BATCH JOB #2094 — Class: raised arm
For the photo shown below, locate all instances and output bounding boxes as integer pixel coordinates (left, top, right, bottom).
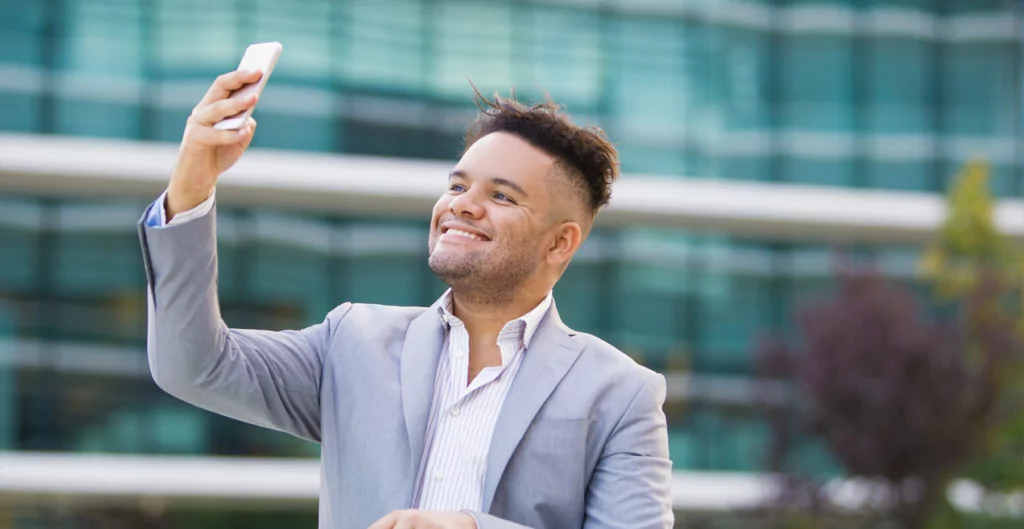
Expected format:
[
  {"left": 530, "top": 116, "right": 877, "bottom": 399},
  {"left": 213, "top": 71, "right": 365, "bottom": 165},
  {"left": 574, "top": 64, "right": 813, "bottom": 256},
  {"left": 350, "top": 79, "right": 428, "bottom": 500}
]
[{"left": 137, "top": 69, "right": 338, "bottom": 442}]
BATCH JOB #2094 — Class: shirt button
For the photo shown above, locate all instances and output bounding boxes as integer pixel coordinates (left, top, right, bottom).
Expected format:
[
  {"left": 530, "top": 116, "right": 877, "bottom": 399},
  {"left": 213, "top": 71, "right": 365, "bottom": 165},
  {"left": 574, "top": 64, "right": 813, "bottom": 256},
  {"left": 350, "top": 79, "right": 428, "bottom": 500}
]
[
  {"left": 434, "top": 470, "right": 445, "bottom": 481},
  {"left": 451, "top": 406, "right": 461, "bottom": 417}
]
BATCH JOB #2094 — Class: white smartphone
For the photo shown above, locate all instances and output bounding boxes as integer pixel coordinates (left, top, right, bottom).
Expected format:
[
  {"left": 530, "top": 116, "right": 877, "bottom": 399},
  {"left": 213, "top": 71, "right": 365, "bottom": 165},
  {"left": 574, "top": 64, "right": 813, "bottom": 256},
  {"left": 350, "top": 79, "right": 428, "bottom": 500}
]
[{"left": 214, "top": 41, "right": 283, "bottom": 130}]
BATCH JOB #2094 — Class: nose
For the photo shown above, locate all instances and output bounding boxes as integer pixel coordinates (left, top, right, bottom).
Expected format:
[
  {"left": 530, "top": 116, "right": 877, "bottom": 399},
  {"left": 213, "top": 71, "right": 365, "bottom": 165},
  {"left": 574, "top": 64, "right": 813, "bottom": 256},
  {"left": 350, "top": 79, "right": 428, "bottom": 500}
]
[{"left": 448, "top": 188, "right": 485, "bottom": 219}]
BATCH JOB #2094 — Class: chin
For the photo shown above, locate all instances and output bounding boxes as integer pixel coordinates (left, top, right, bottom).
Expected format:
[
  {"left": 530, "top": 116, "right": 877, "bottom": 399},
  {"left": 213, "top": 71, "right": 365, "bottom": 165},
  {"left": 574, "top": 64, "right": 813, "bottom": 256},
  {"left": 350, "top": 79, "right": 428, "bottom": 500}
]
[{"left": 428, "top": 252, "right": 479, "bottom": 282}]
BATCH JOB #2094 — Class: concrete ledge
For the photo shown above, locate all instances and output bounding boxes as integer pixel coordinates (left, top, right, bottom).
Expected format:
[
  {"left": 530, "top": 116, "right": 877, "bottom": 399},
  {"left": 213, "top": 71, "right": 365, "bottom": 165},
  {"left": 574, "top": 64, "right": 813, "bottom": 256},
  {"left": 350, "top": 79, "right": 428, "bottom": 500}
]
[
  {"left": 1, "top": 452, "right": 1021, "bottom": 516},
  {"left": 1, "top": 133, "right": 1021, "bottom": 243}
]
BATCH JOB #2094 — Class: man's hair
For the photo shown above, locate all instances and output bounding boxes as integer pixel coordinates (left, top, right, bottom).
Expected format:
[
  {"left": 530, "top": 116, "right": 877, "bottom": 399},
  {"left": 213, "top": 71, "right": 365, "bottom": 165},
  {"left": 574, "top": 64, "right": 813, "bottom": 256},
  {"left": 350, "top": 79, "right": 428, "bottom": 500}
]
[{"left": 464, "top": 87, "right": 619, "bottom": 219}]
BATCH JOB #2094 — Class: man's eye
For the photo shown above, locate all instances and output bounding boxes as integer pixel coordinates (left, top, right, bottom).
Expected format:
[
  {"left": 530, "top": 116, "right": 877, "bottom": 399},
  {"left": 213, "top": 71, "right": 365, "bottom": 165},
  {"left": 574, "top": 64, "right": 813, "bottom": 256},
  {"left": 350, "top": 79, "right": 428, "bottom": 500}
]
[
  {"left": 449, "top": 184, "right": 465, "bottom": 192},
  {"left": 494, "top": 192, "right": 513, "bottom": 203}
]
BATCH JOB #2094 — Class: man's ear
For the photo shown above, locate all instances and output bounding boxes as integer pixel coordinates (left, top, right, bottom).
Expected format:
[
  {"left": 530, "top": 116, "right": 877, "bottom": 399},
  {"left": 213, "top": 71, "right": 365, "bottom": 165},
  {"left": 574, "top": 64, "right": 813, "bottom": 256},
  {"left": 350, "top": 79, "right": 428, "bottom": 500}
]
[{"left": 547, "top": 221, "right": 583, "bottom": 267}]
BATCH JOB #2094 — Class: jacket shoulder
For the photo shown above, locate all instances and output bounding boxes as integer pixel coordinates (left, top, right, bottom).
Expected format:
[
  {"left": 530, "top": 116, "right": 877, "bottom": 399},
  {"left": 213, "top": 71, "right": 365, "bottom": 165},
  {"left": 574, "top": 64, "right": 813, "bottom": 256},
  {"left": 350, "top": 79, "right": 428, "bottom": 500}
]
[
  {"left": 329, "top": 302, "right": 429, "bottom": 333},
  {"left": 568, "top": 330, "right": 662, "bottom": 385}
]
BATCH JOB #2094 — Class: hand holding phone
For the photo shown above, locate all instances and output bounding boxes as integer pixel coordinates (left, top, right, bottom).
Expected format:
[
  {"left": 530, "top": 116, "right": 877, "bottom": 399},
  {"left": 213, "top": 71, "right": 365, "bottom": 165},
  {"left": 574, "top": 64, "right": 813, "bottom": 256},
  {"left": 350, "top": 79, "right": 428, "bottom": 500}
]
[
  {"left": 214, "top": 42, "right": 282, "bottom": 130},
  {"left": 166, "top": 42, "right": 282, "bottom": 220}
]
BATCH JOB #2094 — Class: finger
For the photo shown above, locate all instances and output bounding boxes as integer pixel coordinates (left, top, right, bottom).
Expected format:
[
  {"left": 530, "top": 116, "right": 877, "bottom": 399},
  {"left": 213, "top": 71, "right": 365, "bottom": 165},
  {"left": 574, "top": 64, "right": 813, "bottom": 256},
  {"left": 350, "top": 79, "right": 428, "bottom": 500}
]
[
  {"left": 366, "top": 512, "right": 397, "bottom": 529},
  {"left": 192, "top": 94, "right": 258, "bottom": 126},
  {"left": 394, "top": 511, "right": 426, "bottom": 529},
  {"left": 198, "top": 69, "right": 263, "bottom": 107},
  {"left": 238, "top": 117, "right": 257, "bottom": 149},
  {"left": 188, "top": 124, "right": 252, "bottom": 147}
]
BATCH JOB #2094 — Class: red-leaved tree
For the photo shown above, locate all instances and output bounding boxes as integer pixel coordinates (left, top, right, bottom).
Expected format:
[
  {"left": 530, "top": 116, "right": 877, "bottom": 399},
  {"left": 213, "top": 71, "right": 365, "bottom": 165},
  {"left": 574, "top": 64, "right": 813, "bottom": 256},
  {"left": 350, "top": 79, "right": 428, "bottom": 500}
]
[{"left": 755, "top": 267, "right": 1020, "bottom": 529}]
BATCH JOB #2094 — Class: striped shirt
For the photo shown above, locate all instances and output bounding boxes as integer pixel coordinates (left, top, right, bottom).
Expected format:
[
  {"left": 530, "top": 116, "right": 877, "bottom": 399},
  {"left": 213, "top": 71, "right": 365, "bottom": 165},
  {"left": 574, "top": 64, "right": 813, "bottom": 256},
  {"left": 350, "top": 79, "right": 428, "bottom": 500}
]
[{"left": 413, "top": 289, "right": 554, "bottom": 512}]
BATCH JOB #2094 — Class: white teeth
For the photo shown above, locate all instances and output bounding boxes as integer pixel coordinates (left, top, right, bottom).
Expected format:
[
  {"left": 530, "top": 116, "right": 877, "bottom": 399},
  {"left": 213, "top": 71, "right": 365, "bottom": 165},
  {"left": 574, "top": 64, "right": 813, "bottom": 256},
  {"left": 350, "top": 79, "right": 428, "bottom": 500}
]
[{"left": 447, "top": 229, "right": 482, "bottom": 241}]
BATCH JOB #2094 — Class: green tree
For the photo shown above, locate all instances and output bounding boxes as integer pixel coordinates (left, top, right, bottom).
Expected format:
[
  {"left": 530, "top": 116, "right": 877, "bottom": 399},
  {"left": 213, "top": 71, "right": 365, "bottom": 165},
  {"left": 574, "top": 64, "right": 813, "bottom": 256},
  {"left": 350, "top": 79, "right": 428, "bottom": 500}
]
[
  {"left": 920, "top": 160, "right": 1023, "bottom": 298},
  {"left": 919, "top": 160, "right": 1024, "bottom": 509}
]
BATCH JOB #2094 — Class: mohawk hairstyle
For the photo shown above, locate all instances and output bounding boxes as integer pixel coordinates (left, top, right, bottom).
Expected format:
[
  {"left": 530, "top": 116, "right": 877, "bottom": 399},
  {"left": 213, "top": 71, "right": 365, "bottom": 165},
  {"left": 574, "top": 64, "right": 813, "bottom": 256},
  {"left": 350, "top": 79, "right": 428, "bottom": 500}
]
[{"left": 464, "top": 85, "right": 620, "bottom": 218}]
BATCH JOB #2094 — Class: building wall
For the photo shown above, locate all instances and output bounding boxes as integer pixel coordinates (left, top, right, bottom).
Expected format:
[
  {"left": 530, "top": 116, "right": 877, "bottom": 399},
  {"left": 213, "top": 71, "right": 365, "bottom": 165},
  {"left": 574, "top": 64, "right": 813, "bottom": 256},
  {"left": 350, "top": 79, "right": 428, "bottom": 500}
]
[
  {"left": 0, "top": 0, "right": 1020, "bottom": 194},
  {"left": 0, "top": 193, "right": 936, "bottom": 472}
]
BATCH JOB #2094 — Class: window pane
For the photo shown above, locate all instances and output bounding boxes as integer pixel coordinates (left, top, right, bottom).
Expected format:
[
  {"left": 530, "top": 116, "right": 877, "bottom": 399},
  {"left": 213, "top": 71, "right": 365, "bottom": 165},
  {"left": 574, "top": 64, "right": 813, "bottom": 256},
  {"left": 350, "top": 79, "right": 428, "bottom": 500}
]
[
  {"left": 51, "top": 202, "right": 147, "bottom": 344},
  {"left": 0, "top": 199, "right": 41, "bottom": 295},
  {"left": 945, "top": 0, "right": 1012, "bottom": 14},
  {"left": 522, "top": 4, "right": 602, "bottom": 107},
  {"left": 0, "top": 0, "right": 41, "bottom": 64},
  {"left": 868, "top": 38, "right": 933, "bottom": 135},
  {"left": 865, "top": 35, "right": 936, "bottom": 192},
  {"left": 342, "top": 223, "right": 427, "bottom": 307},
  {"left": 721, "top": 26, "right": 771, "bottom": 131},
  {"left": 248, "top": 0, "right": 336, "bottom": 151},
  {"left": 781, "top": 34, "right": 854, "bottom": 132},
  {"left": 944, "top": 42, "right": 1017, "bottom": 137},
  {"left": 246, "top": 212, "right": 334, "bottom": 324},
  {"left": 0, "top": 1, "right": 43, "bottom": 131},
  {"left": 152, "top": 0, "right": 240, "bottom": 142},
  {"left": 342, "top": 0, "right": 427, "bottom": 92},
  {"left": 253, "top": 0, "right": 332, "bottom": 84},
  {"left": 695, "top": 241, "right": 774, "bottom": 375},
  {"left": 430, "top": 0, "right": 514, "bottom": 99},
  {"left": 553, "top": 234, "right": 611, "bottom": 335},
  {"left": 55, "top": 0, "right": 143, "bottom": 139},
  {"left": 155, "top": 0, "right": 240, "bottom": 76},
  {"left": 609, "top": 17, "right": 690, "bottom": 163},
  {"left": 782, "top": 156, "right": 853, "bottom": 187},
  {"left": 867, "top": 159, "right": 931, "bottom": 192},
  {"left": 610, "top": 229, "right": 690, "bottom": 366},
  {"left": 780, "top": 244, "right": 839, "bottom": 334},
  {"left": 0, "top": 302, "right": 14, "bottom": 449},
  {"left": 58, "top": 2, "right": 143, "bottom": 77}
]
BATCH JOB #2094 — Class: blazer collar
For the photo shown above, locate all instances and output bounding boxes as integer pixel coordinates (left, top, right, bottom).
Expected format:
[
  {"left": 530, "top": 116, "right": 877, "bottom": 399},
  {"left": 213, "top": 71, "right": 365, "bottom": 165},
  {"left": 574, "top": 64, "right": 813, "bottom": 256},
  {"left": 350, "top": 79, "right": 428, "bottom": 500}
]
[
  {"left": 399, "top": 297, "right": 585, "bottom": 512},
  {"left": 435, "top": 288, "right": 555, "bottom": 349},
  {"left": 399, "top": 297, "right": 447, "bottom": 505},
  {"left": 481, "top": 301, "right": 584, "bottom": 512}
]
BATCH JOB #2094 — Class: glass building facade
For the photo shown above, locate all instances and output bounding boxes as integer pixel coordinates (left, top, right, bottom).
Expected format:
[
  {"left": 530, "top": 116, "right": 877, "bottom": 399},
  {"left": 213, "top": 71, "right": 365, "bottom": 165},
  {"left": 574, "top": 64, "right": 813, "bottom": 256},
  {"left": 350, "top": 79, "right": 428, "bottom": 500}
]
[
  {"left": 0, "top": 195, "right": 937, "bottom": 470},
  {"left": 0, "top": 0, "right": 1020, "bottom": 195},
  {"left": 0, "top": 0, "right": 1021, "bottom": 523}
]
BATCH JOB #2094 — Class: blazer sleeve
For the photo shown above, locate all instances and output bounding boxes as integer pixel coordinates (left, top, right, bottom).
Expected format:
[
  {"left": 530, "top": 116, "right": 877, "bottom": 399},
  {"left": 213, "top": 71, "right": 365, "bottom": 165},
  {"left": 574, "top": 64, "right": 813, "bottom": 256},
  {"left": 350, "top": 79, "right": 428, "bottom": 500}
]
[
  {"left": 583, "top": 373, "right": 675, "bottom": 529},
  {"left": 138, "top": 200, "right": 344, "bottom": 443}
]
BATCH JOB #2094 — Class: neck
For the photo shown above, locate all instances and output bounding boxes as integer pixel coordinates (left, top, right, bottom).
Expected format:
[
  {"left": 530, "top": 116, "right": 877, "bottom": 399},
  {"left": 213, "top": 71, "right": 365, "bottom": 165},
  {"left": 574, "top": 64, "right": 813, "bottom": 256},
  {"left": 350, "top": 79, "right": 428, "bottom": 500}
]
[{"left": 450, "top": 285, "right": 549, "bottom": 339}]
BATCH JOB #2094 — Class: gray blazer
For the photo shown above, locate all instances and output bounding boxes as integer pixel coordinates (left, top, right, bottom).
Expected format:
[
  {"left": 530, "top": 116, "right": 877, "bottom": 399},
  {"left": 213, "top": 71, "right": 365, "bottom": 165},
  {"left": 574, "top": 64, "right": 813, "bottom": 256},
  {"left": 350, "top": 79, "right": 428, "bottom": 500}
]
[{"left": 138, "top": 204, "right": 674, "bottom": 529}]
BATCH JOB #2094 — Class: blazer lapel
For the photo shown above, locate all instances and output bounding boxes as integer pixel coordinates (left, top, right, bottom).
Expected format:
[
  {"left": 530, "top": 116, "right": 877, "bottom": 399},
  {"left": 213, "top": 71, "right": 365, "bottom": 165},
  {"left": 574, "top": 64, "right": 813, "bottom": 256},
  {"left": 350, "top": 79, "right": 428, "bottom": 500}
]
[
  {"left": 400, "top": 300, "right": 446, "bottom": 501},
  {"left": 481, "top": 302, "right": 585, "bottom": 513}
]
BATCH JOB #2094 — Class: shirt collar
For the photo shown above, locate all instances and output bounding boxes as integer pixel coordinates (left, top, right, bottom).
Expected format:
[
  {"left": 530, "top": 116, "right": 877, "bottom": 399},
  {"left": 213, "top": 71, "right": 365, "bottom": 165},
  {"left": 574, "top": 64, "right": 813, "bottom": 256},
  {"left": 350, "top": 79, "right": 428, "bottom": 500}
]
[{"left": 436, "top": 288, "right": 554, "bottom": 349}]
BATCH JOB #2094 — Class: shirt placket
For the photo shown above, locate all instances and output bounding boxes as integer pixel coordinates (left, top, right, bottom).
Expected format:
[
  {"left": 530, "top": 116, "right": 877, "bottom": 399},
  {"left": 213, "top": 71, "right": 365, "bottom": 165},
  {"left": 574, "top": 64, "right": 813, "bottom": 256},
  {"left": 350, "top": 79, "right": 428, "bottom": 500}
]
[{"left": 447, "top": 322, "right": 468, "bottom": 406}]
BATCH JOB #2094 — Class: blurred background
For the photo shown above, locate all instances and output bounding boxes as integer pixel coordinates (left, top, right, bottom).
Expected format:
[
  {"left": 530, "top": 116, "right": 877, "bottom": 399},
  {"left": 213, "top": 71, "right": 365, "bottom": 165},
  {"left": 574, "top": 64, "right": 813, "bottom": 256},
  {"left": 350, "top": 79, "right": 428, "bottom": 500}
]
[{"left": 0, "top": 0, "right": 1022, "bottom": 528}]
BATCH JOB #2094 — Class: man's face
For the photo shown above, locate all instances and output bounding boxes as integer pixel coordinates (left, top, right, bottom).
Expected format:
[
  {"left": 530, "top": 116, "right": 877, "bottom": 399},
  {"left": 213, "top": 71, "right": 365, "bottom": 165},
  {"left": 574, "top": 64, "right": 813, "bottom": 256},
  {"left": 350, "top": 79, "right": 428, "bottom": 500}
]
[{"left": 428, "top": 132, "right": 557, "bottom": 299}]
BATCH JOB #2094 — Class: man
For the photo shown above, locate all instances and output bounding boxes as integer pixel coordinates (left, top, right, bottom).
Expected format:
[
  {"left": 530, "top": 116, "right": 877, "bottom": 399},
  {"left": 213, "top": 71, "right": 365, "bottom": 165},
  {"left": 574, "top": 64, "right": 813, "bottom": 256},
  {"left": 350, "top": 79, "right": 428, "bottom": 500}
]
[{"left": 139, "top": 69, "right": 673, "bottom": 529}]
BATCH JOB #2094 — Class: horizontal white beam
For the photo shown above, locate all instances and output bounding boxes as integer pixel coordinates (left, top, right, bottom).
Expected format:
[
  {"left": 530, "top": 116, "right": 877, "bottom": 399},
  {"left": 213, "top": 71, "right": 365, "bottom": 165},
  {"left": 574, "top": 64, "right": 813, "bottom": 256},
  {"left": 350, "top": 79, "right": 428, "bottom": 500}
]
[
  {"left": 0, "top": 133, "right": 1021, "bottom": 243},
  {"left": 0, "top": 452, "right": 320, "bottom": 504},
  {"left": 1, "top": 452, "right": 1021, "bottom": 516}
]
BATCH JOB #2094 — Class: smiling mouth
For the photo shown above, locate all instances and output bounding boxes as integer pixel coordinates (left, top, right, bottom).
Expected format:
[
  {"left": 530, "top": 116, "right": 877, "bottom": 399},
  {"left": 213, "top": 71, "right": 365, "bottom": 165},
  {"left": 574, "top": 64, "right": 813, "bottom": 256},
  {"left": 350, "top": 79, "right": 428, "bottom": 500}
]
[{"left": 442, "top": 228, "right": 489, "bottom": 242}]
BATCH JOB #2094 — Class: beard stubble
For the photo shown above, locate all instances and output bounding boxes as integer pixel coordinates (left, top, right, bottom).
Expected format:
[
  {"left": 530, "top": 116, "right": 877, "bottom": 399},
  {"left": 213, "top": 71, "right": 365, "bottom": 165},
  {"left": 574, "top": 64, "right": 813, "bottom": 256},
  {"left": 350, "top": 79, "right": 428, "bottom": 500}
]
[{"left": 428, "top": 233, "right": 540, "bottom": 307}]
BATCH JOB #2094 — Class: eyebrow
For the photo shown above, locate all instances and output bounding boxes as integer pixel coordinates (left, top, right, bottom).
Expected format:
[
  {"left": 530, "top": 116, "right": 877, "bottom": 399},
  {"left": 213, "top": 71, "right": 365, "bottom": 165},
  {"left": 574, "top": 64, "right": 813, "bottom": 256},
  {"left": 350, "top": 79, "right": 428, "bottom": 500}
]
[{"left": 450, "top": 170, "right": 529, "bottom": 199}]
